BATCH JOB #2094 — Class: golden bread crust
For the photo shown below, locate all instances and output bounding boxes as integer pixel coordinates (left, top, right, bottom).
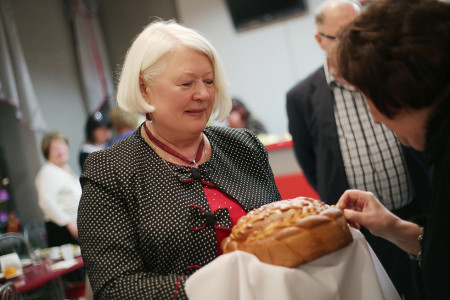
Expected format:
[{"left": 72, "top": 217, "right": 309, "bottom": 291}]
[{"left": 221, "top": 197, "right": 353, "bottom": 267}]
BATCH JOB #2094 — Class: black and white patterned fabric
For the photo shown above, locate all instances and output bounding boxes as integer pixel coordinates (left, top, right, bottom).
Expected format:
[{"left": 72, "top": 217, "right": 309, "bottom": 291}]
[
  {"left": 78, "top": 124, "right": 281, "bottom": 299},
  {"left": 324, "top": 62, "right": 413, "bottom": 211}
]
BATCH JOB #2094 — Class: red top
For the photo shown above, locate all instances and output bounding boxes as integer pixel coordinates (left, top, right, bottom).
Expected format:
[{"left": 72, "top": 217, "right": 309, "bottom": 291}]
[{"left": 203, "top": 185, "right": 246, "bottom": 256}]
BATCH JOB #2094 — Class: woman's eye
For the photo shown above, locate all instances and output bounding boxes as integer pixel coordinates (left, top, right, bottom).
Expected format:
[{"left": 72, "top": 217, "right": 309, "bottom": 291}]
[
  {"left": 182, "top": 82, "right": 192, "bottom": 87},
  {"left": 204, "top": 79, "right": 214, "bottom": 85}
]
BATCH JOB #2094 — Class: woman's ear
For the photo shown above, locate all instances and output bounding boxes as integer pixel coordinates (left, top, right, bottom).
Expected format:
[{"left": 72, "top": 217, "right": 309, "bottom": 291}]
[{"left": 139, "top": 75, "right": 150, "bottom": 99}]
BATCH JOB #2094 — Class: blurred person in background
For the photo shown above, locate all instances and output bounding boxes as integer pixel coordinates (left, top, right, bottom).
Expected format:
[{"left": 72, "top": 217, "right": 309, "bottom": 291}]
[
  {"left": 227, "top": 98, "right": 267, "bottom": 136},
  {"left": 106, "top": 106, "right": 141, "bottom": 147},
  {"left": 79, "top": 111, "right": 112, "bottom": 169},
  {"left": 35, "top": 131, "right": 86, "bottom": 287},
  {"left": 35, "top": 131, "right": 80, "bottom": 246}
]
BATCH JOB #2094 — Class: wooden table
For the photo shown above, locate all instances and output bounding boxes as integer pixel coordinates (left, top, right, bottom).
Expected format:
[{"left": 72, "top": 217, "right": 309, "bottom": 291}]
[{"left": 8, "top": 256, "right": 84, "bottom": 293}]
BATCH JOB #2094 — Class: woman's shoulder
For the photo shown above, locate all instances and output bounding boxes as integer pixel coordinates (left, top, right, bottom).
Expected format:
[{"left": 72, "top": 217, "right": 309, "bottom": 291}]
[
  {"left": 35, "top": 162, "right": 54, "bottom": 182},
  {"left": 35, "top": 163, "right": 75, "bottom": 186},
  {"left": 205, "top": 126, "right": 266, "bottom": 152},
  {"left": 205, "top": 125, "right": 256, "bottom": 140},
  {"left": 37, "top": 162, "right": 66, "bottom": 176},
  {"left": 105, "top": 130, "right": 145, "bottom": 153},
  {"left": 82, "top": 131, "right": 148, "bottom": 177}
]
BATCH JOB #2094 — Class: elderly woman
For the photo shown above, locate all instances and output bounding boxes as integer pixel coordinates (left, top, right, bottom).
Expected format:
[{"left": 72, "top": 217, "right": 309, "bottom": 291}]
[
  {"left": 78, "top": 20, "right": 281, "bottom": 299},
  {"left": 333, "top": 0, "right": 450, "bottom": 299},
  {"left": 35, "top": 131, "right": 80, "bottom": 246}
]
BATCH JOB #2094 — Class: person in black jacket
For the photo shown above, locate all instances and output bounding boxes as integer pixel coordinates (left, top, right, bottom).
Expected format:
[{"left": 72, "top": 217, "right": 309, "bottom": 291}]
[{"left": 335, "top": 1, "right": 450, "bottom": 299}]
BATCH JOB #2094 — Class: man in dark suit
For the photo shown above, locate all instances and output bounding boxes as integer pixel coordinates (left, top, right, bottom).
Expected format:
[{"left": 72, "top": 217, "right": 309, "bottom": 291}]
[{"left": 286, "top": 1, "right": 430, "bottom": 299}]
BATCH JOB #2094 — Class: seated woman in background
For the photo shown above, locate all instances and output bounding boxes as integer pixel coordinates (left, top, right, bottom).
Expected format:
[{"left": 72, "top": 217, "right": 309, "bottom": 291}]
[
  {"left": 227, "top": 97, "right": 268, "bottom": 136},
  {"left": 78, "top": 19, "right": 281, "bottom": 299},
  {"left": 35, "top": 131, "right": 80, "bottom": 247}
]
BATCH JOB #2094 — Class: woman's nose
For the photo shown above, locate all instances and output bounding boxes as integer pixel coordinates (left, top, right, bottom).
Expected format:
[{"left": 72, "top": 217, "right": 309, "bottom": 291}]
[{"left": 194, "top": 82, "right": 211, "bottom": 100}]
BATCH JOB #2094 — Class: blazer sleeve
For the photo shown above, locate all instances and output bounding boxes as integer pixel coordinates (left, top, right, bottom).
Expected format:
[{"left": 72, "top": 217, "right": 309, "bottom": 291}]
[{"left": 78, "top": 152, "right": 189, "bottom": 300}]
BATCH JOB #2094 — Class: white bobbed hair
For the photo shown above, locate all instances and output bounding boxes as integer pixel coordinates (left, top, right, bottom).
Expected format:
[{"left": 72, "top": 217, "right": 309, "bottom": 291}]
[{"left": 116, "top": 19, "right": 232, "bottom": 122}]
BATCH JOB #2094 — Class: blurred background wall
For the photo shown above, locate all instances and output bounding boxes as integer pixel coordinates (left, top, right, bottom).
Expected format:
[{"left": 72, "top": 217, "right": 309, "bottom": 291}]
[{"left": 0, "top": 0, "right": 325, "bottom": 224}]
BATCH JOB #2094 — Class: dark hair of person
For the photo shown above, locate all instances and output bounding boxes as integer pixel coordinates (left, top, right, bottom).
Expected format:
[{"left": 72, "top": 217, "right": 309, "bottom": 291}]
[
  {"left": 85, "top": 111, "right": 110, "bottom": 143},
  {"left": 334, "top": 0, "right": 450, "bottom": 118},
  {"left": 41, "top": 131, "right": 69, "bottom": 160},
  {"left": 231, "top": 98, "right": 250, "bottom": 122}
]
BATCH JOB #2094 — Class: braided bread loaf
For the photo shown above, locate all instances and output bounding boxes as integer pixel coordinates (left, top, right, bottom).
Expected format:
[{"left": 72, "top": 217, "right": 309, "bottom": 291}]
[{"left": 221, "top": 197, "right": 353, "bottom": 267}]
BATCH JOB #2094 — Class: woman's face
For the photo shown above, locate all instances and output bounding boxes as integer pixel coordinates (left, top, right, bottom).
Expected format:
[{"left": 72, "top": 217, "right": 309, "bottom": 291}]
[
  {"left": 48, "top": 138, "right": 70, "bottom": 167},
  {"left": 93, "top": 125, "right": 112, "bottom": 145},
  {"left": 227, "top": 111, "right": 246, "bottom": 129},
  {"left": 367, "top": 100, "right": 429, "bottom": 151},
  {"left": 144, "top": 47, "right": 215, "bottom": 137}
]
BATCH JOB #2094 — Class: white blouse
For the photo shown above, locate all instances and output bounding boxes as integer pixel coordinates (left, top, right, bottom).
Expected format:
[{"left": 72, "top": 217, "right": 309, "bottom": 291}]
[{"left": 35, "top": 162, "right": 82, "bottom": 226}]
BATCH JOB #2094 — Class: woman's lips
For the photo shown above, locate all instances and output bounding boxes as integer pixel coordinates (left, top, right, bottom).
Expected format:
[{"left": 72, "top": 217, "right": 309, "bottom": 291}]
[{"left": 186, "top": 109, "right": 205, "bottom": 115}]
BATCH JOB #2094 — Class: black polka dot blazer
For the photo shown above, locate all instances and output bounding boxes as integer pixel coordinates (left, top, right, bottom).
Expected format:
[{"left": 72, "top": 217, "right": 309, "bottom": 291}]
[{"left": 78, "top": 124, "right": 281, "bottom": 299}]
